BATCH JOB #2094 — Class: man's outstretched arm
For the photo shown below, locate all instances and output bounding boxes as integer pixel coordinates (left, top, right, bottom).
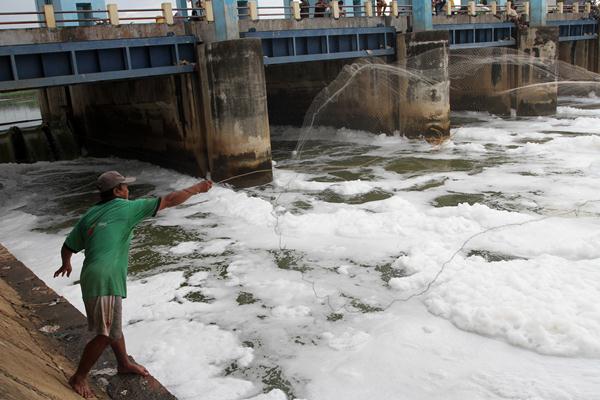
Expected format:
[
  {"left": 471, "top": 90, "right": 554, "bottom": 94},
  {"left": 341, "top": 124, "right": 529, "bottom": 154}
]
[
  {"left": 54, "top": 244, "right": 74, "bottom": 278},
  {"left": 158, "top": 180, "right": 212, "bottom": 212}
]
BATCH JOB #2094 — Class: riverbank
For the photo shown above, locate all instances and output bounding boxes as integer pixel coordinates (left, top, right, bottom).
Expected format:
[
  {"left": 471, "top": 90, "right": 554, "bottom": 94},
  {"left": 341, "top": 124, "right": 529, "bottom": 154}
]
[{"left": 0, "top": 244, "right": 176, "bottom": 400}]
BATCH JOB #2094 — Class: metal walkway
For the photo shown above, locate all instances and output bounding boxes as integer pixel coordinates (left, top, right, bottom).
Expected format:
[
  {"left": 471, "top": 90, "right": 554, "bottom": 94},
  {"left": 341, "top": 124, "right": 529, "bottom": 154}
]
[
  {"left": 241, "top": 27, "right": 396, "bottom": 65},
  {"left": 0, "top": 36, "right": 197, "bottom": 92}
]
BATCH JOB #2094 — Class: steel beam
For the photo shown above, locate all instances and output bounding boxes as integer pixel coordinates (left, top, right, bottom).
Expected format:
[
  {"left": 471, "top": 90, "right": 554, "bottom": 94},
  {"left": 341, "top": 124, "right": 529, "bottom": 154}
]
[
  {"left": 547, "top": 19, "right": 598, "bottom": 41},
  {"left": 0, "top": 36, "right": 198, "bottom": 92},
  {"left": 434, "top": 22, "right": 516, "bottom": 49},
  {"left": 242, "top": 27, "right": 395, "bottom": 64}
]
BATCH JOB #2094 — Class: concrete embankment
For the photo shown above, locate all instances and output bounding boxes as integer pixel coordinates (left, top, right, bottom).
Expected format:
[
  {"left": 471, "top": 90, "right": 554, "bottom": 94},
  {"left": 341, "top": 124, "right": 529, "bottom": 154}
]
[{"left": 0, "top": 244, "right": 176, "bottom": 400}]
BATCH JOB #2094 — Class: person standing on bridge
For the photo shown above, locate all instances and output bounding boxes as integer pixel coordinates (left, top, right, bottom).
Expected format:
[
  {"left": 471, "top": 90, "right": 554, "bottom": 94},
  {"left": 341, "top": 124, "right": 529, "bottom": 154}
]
[{"left": 54, "top": 170, "right": 212, "bottom": 398}]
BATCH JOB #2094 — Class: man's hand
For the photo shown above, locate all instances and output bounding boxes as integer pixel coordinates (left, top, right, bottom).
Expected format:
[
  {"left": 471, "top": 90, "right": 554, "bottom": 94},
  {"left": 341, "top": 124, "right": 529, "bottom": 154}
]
[
  {"left": 54, "top": 264, "right": 72, "bottom": 278},
  {"left": 191, "top": 180, "right": 212, "bottom": 194},
  {"left": 159, "top": 180, "right": 213, "bottom": 211}
]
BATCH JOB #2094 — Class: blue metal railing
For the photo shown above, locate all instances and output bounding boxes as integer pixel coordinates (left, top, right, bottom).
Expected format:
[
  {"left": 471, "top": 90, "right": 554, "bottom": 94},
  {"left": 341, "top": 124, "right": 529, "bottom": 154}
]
[{"left": 0, "top": 36, "right": 197, "bottom": 92}]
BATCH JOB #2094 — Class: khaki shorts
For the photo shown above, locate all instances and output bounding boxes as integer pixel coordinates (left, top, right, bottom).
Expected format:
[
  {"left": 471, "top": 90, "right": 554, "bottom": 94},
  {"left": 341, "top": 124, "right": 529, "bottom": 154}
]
[{"left": 84, "top": 296, "right": 123, "bottom": 340}]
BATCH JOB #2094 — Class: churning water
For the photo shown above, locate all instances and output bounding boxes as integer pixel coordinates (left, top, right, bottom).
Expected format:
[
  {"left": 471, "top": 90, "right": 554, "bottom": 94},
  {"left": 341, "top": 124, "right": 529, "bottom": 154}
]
[{"left": 2, "top": 95, "right": 600, "bottom": 399}]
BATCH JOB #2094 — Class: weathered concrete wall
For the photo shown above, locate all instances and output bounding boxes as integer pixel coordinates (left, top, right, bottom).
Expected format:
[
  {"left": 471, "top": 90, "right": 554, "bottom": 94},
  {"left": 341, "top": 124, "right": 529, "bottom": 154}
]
[
  {"left": 558, "top": 39, "right": 599, "bottom": 74},
  {"left": 68, "top": 74, "right": 210, "bottom": 177},
  {"left": 0, "top": 123, "right": 79, "bottom": 163},
  {"left": 516, "top": 26, "right": 559, "bottom": 116},
  {"left": 396, "top": 30, "right": 451, "bottom": 138},
  {"left": 204, "top": 38, "right": 273, "bottom": 187},
  {"left": 450, "top": 49, "right": 515, "bottom": 116},
  {"left": 239, "top": 15, "right": 409, "bottom": 33},
  {"left": 265, "top": 58, "right": 384, "bottom": 127},
  {"left": 0, "top": 19, "right": 227, "bottom": 47},
  {"left": 432, "top": 14, "right": 507, "bottom": 25}
]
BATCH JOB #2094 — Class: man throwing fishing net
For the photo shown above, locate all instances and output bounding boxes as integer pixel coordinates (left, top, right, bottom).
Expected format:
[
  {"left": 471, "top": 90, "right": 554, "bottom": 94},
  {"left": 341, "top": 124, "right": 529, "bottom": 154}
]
[{"left": 54, "top": 171, "right": 212, "bottom": 398}]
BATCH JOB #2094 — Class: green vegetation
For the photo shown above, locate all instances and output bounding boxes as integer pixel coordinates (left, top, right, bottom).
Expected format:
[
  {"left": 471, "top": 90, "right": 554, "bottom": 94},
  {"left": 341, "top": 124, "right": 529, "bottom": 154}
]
[{"left": 0, "top": 90, "right": 37, "bottom": 101}]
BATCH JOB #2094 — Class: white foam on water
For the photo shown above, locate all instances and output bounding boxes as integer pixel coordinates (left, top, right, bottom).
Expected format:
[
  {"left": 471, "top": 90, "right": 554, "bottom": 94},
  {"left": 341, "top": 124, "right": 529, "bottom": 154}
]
[{"left": 2, "top": 104, "right": 600, "bottom": 399}]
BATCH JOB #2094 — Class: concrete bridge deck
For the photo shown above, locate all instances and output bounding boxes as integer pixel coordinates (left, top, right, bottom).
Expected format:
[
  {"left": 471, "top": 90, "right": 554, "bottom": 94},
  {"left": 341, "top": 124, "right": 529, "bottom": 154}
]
[{"left": 0, "top": 2, "right": 597, "bottom": 91}]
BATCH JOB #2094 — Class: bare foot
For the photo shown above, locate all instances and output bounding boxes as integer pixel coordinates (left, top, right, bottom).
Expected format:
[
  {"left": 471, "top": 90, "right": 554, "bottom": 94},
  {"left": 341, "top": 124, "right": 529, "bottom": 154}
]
[
  {"left": 69, "top": 375, "right": 95, "bottom": 398},
  {"left": 117, "top": 361, "right": 149, "bottom": 377}
]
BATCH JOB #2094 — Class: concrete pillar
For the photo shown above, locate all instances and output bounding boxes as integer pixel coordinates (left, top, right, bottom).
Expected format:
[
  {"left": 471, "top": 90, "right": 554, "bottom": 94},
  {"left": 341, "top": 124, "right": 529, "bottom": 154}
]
[
  {"left": 107, "top": 4, "right": 120, "bottom": 26},
  {"left": 205, "top": 39, "right": 273, "bottom": 187},
  {"left": 516, "top": 26, "right": 559, "bottom": 116},
  {"left": 396, "top": 31, "right": 450, "bottom": 139},
  {"left": 529, "top": 0, "right": 547, "bottom": 26},
  {"left": 212, "top": 0, "right": 240, "bottom": 41},
  {"left": 413, "top": 0, "right": 433, "bottom": 31}
]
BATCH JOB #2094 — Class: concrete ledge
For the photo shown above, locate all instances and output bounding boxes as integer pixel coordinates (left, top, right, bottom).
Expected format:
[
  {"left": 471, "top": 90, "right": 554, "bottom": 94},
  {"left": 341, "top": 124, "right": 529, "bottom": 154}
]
[
  {"left": 0, "top": 244, "right": 176, "bottom": 400},
  {"left": 239, "top": 16, "right": 409, "bottom": 33},
  {"left": 433, "top": 14, "right": 506, "bottom": 25}
]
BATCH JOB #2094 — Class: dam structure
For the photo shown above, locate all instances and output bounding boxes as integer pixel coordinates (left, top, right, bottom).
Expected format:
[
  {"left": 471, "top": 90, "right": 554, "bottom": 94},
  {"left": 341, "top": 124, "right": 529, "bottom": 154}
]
[{"left": 0, "top": 0, "right": 598, "bottom": 186}]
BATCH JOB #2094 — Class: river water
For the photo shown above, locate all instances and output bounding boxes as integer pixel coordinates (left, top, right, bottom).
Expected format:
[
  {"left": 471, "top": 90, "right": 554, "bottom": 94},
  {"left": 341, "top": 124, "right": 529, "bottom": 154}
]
[
  {"left": 0, "top": 92, "right": 41, "bottom": 128},
  {"left": 1, "top": 97, "right": 600, "bottom": 399}
]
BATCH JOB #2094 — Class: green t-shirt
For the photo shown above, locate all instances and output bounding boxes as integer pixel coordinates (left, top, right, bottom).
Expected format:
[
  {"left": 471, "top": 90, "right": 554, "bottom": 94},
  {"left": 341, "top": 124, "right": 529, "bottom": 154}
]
[{"left": 64, "top": 197, "right": 161, "bottom": 301}]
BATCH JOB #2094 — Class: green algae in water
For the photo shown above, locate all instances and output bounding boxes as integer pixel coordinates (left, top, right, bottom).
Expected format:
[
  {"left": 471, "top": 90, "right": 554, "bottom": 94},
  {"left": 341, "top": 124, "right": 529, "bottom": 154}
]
[
  {"left": 292, "top": 200, "right": 312, "bottom": 211},
  {"left": 350, "top": 299, "right": 383, "bottom": 313},
  {"left": 271, "top": 249, "right": 310, "bottom": 272},
  {"left": 385, "top": 157, "right": 476, "bottom": 176},
  {"left": 317, "top": 188, "right": 393, "bottom": 205},
  {"left": 261, "top": 366, "right": 296, "bottom": 399},
  {"left": 129, "top": 225, "right": 202, "bottom": 274},
  {"left": 133, "top": 224, "right": 201, "bottom": 248},
  {"left": 224, "top": 362, "right": 239, "bottom": 376},
  {"left": 237, "top": 291, "right": 257, "bottom": 305},
  {"left": 129, "top": 249, "right": 167, "bottom": 275},
  {"left": 467, "top": 249, "right": 527, "bottom": 262},
  {"left": 327, "top": 313, "right": 344, "bottom": 322},
  {"left": 374, "top": 262, "right": 407, "bottom": 283},
  {"left": 433, "top": 193, "right": 485, "bottom": 207},
  {"left": 184, "top": 291, "right": 215, "bottom": 303},
  {"left": 406, "top": 177, "right": 448, "bottom": 192},
  {"left": 328, "top": 170, "right": 376, "bottom": 181}
]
